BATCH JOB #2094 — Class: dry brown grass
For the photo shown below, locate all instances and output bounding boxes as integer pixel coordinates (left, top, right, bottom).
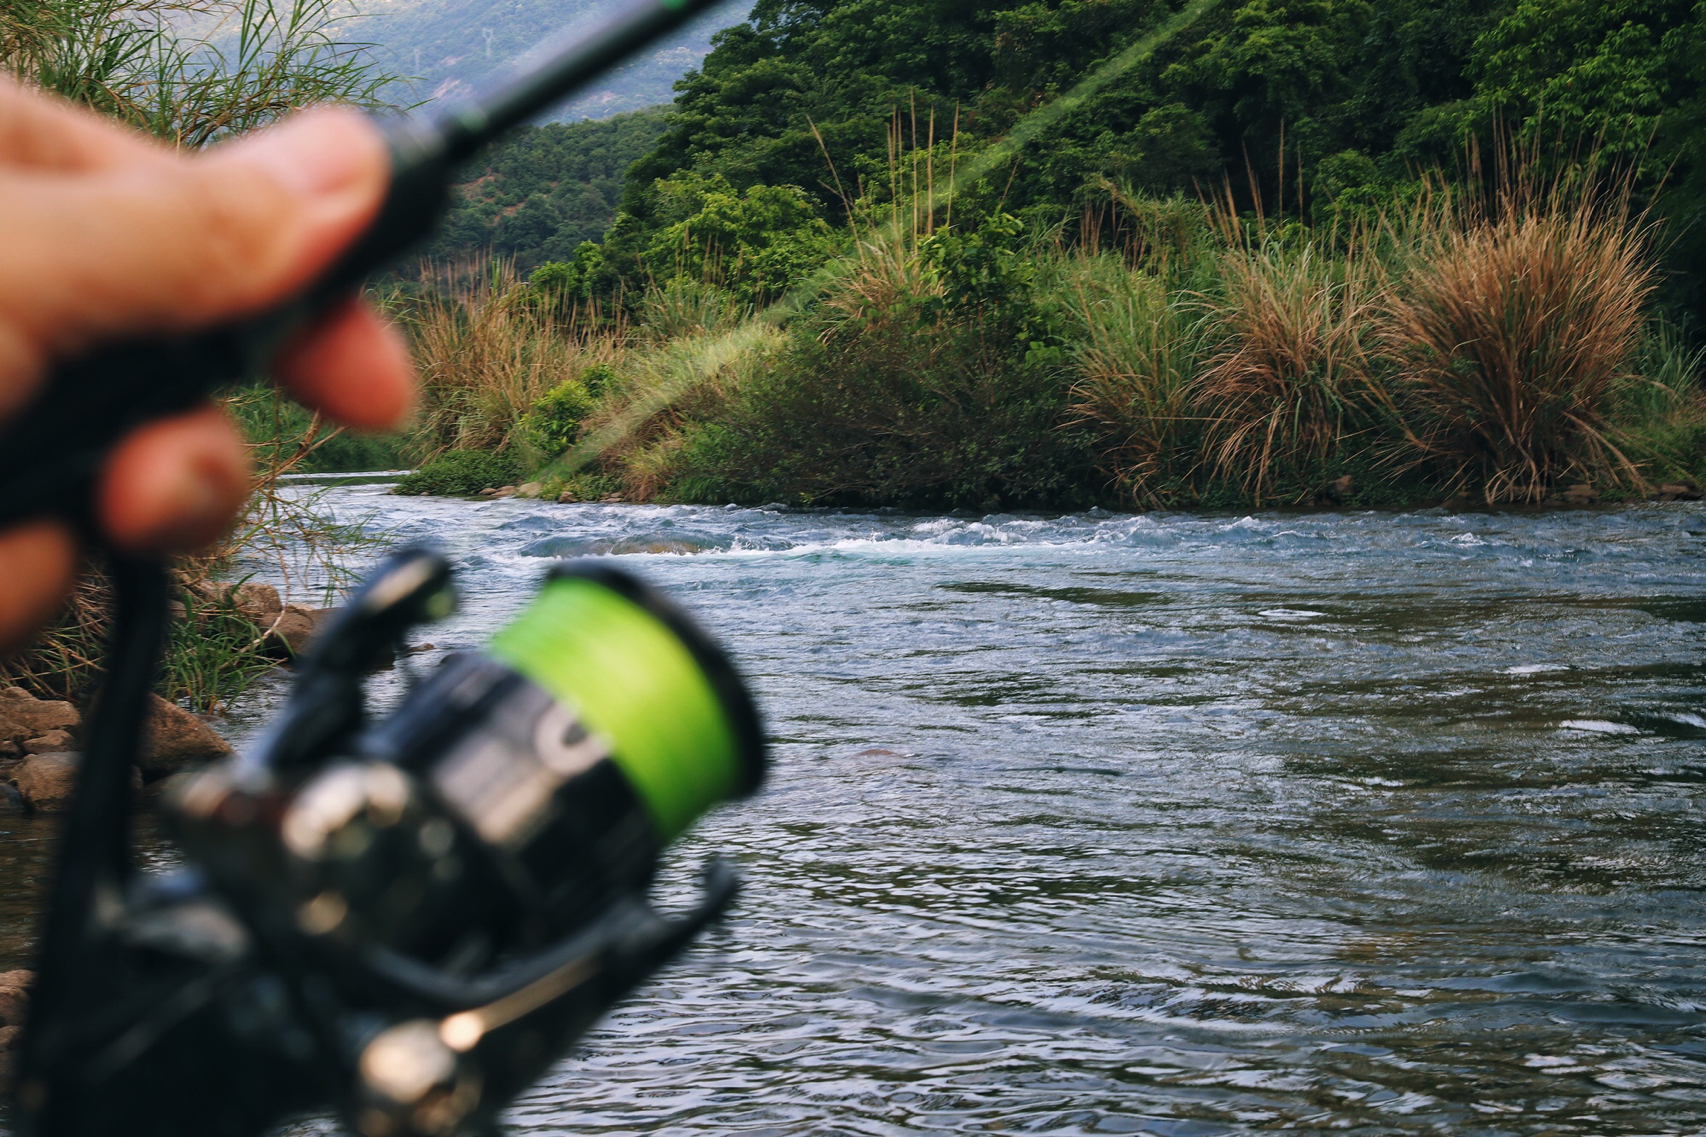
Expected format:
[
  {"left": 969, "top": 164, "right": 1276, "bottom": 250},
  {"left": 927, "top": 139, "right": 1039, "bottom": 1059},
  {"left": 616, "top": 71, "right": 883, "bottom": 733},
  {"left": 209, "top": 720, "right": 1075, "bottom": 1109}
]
[
  {"left": 405, "top": 263, "right": 622, "bottom": 465},
  {"left": 1194, "top": 243, "right": 1380, "bottom": 504},
  {"left": 1380, "top": 183, "right": 1655, "bottom": 503}
]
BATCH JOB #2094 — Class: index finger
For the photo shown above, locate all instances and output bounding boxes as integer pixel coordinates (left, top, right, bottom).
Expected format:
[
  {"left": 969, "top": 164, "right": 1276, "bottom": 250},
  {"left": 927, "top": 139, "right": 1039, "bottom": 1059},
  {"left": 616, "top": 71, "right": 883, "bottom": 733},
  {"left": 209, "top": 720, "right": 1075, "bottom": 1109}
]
[{"left": 0, "top": 79, "right": 169, "bottom": 174}]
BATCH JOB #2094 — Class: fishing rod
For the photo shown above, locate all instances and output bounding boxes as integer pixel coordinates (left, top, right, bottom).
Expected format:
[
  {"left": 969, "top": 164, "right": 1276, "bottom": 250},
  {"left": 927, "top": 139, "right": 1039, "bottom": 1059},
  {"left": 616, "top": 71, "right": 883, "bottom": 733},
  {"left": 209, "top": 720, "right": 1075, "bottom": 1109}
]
[{"left": 6, "top": 5, "right": 769, "bottom": 1137}]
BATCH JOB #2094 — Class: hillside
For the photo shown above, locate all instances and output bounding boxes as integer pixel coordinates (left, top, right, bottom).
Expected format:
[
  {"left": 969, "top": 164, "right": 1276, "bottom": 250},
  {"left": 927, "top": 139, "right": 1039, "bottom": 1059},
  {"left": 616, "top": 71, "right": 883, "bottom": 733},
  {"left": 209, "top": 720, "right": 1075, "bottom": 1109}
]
[
  {"left": 353, "top": 0, "right": 751, "bottom": 119},
  {"left": 423, "top": 108, "right": 670, "bottom": 268}
]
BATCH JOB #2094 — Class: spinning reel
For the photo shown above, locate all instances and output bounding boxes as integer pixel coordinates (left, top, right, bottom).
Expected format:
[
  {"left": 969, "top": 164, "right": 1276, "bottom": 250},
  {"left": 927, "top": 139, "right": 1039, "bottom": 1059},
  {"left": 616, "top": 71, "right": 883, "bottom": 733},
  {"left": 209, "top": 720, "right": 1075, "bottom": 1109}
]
[{"left": 16, "top": 548, "right": 765, "bottom": 1137}]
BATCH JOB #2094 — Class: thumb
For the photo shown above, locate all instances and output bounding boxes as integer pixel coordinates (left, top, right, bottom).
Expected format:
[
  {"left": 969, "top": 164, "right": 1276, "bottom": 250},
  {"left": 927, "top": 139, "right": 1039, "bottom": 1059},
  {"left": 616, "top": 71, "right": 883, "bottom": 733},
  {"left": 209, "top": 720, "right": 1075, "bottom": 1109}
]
[{"left": 0, "top": 107, "right": 389, "bottom": 365}]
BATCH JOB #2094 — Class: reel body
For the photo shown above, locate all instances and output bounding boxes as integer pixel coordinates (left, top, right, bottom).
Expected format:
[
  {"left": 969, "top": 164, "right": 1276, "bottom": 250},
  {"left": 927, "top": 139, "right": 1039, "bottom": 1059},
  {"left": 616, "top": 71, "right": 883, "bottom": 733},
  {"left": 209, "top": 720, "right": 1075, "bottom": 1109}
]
[{"left": 14, "top": 551, "right": 765, "bottom": 1137}]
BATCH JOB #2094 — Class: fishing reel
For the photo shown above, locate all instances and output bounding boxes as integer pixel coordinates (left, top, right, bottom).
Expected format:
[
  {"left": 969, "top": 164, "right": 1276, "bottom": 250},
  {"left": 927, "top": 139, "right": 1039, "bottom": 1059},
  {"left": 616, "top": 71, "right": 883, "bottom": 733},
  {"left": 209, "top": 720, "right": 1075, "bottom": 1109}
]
[{"left": 14, "top": 548, "right": 766, "bottom": 1137}]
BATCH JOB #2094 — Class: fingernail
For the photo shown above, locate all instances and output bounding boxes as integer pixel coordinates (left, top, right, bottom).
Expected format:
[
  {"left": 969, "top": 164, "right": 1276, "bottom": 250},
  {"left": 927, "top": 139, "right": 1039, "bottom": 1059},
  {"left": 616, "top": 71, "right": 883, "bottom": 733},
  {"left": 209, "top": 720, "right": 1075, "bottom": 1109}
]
[{"left": 231, "top": 109, "right": 378, "bottom": 201}]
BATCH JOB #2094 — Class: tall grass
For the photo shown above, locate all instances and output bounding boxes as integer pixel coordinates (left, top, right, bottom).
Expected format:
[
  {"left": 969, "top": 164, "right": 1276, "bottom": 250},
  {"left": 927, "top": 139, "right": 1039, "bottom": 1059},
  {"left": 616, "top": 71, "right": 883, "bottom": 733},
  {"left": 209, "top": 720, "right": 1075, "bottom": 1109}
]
[
  {"left": 1, "top": 0, "right": 396, "bottom": 145},
  {"left": 1067, "top": 254, "right": 1194, "bottom": 505},
  {"left": 403, "top": 263, "right": 621, "bottom": 465},
  {"left": 1380, "top": 181, "right": 1655, "bottom": 502},
  {"left": 395, "top": 144, "right": 1701, "bottom": 514},
  {"left": 1195, "top": 242, "right": 1380, "bottom": 504}
]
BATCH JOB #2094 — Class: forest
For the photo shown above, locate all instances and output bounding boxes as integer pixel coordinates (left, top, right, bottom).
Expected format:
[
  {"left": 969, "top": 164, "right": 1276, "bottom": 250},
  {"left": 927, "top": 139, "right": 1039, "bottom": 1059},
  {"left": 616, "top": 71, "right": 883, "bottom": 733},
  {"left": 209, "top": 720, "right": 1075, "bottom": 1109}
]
[{"left": 393, "top": 0, "right": 1706, "bottom": 513}]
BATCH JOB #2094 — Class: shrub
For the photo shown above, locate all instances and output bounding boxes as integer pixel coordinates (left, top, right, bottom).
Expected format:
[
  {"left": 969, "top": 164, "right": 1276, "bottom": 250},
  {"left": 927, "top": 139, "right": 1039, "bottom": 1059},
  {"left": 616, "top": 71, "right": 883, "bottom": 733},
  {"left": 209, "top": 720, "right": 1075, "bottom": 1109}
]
[
  {"left": 674, "top": 216, "right": 1098, "bottom": 509},
  {"left": 394, "top": 450, "right": 522, "bottom": 496},
  {"left": 520, "top": 378, "right": 596, "bottom": 459},
  {"left": 1382, "top": 186, "right": 1655, "bottom": 502}
]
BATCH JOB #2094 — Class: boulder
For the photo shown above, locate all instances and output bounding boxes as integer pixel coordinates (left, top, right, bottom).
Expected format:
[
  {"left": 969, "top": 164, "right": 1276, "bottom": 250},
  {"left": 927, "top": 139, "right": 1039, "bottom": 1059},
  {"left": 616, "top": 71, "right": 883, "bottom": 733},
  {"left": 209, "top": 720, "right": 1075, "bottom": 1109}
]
[
  {"left": 1561, "top": 483, "right": 1600, "bottom": 505},
  {"left": 557, "top": 488, "right": 579, "bottom": 504},
  {"left": 0, "top": 716, "right": 29, "bottom": 747},
  {"left": 515, "top": 482, "right": 544, "bottom": 500},
  {"left": 229, "top": 581, "right": 283, "bottom": 625},
  {"left": 263, "top": 605, "right": 318, "bottom": 658},
  {"left": 0, "top": 975, "right": 26, "bottom": 1029},
  {"left": 0, "top": 971, "right": 31, "bottom": 1079},
  {"left": 14, "top": 753, "right": 79, "bottom": 811},
  {"left": 13, "top": 753, "right": 142, "bottom": 810},
  {"left": 1655, "top": 483, "right": 1703, "bottom": 502},
  {"left": 139, "top": 694, "right": 232, "bottom": 778},
  {"left": 0, "top": 689, "right": 78, "bottom": 735},
  {"left": 22, "top": 730, "right": 73, "bottom": 754},
  {"left": 0, "top": 783, "right": 21, "bottom": 816}
]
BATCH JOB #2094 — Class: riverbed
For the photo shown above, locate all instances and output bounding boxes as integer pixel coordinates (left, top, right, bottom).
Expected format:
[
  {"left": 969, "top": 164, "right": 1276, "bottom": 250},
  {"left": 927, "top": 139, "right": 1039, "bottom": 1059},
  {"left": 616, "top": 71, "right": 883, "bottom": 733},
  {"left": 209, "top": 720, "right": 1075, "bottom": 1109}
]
[{"left": 13, "top": 493, "right": 1706, "bottom": 1133}]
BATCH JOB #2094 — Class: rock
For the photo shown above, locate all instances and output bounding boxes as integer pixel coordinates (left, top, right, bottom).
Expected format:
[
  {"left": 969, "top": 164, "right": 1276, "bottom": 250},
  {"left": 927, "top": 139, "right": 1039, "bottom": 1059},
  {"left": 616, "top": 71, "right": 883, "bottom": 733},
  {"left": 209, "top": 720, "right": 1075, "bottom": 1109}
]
[
  {"left": 139, "top": 694, "right": 232, "bottom": 778},
  {"left": 264, "top": 605, "right": 318, "bottom": 658},
  {"left": 1316, "top": 475, "right": 1353, "bottom": 505},
  {"left": 0, "top": 971, "right": 31, "bottom": 1081},
  {"left": 0, "top": 689, "right": 78, "bottom": 735},
  {"left": 599, "top": 494, "right": 625, "bottom": 503},
  {"left": 515, "top": 482, "right": 544, "bottom": 500},
  {"left": 1561, "top": 483, "right": 1600, "bottom": 504},
  {"left": 0, "top": 782, "right": 21, "bottom": 815},
  {"left": 14, "top": 753, "right": 79, "bottom": 811},
  {"left": 557, "top": 488, "right": 579, "bottom": 504},
  {"left": 229, "top": 581, "right": 283, "bottom": 625},
  {"left": 492, "top": 485, "right": 517, "bottom": 498},
  {"left": 0, "top": 976, "right": 26, "bottom": 1029},
  {"left": 1655, "top": 482, "right": 1703, "bottom": 502},
  {"left": 22, "top": 730, "right": 73, "bottom": 754},
  {"left": 166, "top": 599, "right": 188, "bottom": 621},
  {"left": 0, "top": 717, "right": 28, "bottom": 748}
]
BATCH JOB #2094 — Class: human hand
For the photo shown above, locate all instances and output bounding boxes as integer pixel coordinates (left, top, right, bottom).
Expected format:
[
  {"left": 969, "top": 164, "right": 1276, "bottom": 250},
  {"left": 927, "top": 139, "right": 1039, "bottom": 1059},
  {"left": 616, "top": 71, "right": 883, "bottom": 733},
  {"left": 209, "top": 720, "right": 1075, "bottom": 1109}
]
[{"left": 0, "top": 82, "right": 416, "bottom": 654}]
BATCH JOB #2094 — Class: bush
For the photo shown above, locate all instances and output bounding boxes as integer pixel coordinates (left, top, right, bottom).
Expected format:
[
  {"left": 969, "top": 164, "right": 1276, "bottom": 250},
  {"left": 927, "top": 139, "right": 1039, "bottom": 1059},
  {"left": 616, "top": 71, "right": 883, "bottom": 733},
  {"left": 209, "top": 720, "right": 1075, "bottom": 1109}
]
[
  {"left": 520, "top": 378, "right": 597, "bottom": 459},
  {"left": 673, "top": 215, "right": 1099, "bottom": 509},
  {"left": 393, "top": 450, "right": 522, "bottom": 496}
]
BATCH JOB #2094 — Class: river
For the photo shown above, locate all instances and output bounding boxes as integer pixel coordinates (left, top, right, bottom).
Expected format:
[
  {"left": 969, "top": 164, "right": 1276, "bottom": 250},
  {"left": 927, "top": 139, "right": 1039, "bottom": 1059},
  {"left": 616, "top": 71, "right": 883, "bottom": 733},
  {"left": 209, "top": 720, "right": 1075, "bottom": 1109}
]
[{"left": 10, "top": 492, "right": 1706, "bottom": 1133}]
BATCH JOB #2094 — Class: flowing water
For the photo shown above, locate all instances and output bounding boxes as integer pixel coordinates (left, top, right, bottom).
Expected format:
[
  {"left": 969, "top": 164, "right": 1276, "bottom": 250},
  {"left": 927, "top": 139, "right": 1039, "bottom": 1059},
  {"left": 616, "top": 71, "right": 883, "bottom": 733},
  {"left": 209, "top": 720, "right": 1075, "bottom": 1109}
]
[{"left": 9, "top": 493, "right": 1706, "bottom": 1134}]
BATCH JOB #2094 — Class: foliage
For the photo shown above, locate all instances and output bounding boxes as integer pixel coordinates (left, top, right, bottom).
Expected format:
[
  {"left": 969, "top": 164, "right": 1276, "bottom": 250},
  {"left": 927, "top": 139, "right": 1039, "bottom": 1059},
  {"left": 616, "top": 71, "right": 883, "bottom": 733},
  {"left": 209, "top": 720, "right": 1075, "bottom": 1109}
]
[
  {"left": 519, "top": 377, "right": 596, "bottom": 459},
  {"left": 392, "top": 449, "right": 523, "bottom": 496},
  {"left": 1195, "top": 239, "right": 1381, "bottom": 505},
  {"left": 0, "top": 0, "right": 397, "bottom": 146},
  {"left": 671, "top": 213, "right": 1099, "bottom": 509},
  {"left": 426, "top": 110, "right": 671, "bottom": 272},
  {"left": 228, "top": 383, "right": 409, "bottom": 472}
]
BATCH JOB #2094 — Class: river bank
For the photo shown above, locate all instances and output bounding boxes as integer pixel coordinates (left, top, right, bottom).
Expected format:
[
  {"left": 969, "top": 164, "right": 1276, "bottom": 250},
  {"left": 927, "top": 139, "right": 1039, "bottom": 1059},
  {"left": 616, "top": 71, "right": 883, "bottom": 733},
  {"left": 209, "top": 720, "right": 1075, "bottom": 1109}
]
[{"left": 4, "top": 489, "right": 1701, "bottom": 1132}]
